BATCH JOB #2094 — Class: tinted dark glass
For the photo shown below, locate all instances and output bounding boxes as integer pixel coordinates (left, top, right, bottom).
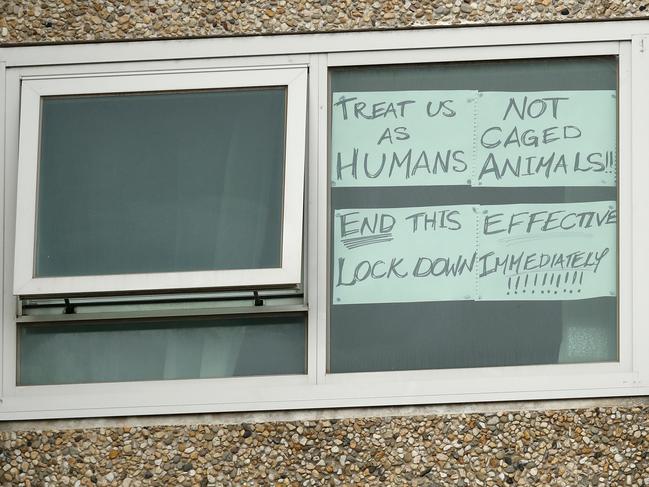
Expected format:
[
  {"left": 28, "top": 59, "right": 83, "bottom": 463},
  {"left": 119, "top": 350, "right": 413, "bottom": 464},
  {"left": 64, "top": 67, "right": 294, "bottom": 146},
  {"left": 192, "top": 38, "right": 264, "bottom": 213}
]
[{"left": 36, "top": 88, "right": 286, "bottom": 277}]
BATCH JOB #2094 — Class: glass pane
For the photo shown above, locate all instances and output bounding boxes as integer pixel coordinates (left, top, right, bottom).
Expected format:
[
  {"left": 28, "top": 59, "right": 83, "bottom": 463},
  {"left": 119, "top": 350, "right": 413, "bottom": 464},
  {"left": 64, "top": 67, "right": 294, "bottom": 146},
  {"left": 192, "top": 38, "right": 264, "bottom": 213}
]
[
  {"left": 329, "top": 57, "right": 618, "bottom": 373},
  {"left": 19, "top": 314, "right": 305, "bottom": 385},
  {"left": 36, "top": 88, "right": 286, "bottom": 277}
]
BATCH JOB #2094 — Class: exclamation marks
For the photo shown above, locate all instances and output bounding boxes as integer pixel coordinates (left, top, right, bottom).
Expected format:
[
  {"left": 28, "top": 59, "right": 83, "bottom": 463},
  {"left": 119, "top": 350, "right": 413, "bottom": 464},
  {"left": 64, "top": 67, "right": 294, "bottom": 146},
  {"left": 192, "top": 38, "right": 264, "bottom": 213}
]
[
  {"left": 506, "top": 275, "right": 523, "bottom": 295},
  {"left": 603, "top": 150, "right": 616, "bottom": 184},
  {"left": 506, "top": 270, "right": 585, "bottom": 296},
  {"left": 605, "top": 150, "right": 615, "bottom": 174}
]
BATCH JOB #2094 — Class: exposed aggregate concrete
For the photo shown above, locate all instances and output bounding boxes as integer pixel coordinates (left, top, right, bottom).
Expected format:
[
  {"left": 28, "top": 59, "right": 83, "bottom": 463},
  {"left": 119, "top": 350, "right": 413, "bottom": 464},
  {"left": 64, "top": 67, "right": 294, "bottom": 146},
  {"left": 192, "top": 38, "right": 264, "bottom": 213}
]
[
  {"left": 2, "top": 2, "right": 649, "bottom": 487},
  {"left": 1, "top": 405, "right": 649, "bottom": 486},
  {"left": 0, "top": 0, "right": 648, "bottom": 45}
]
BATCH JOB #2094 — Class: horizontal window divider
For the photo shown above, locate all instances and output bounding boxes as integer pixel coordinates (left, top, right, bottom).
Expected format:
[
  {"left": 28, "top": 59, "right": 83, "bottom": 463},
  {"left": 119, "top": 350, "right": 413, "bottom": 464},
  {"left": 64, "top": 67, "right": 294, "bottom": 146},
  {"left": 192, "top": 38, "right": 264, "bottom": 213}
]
[
  {"left": 19, "top": 288, "right": 303, "bottom": 310},
  {"left": 326, "top": 40, "right": 621, "bottom": 67},
  {"left": 18, "top": 63, "right": 311, "bottom": 81},
  {"left": 16, "top": 303, "right": 308, "bottom": 324}
]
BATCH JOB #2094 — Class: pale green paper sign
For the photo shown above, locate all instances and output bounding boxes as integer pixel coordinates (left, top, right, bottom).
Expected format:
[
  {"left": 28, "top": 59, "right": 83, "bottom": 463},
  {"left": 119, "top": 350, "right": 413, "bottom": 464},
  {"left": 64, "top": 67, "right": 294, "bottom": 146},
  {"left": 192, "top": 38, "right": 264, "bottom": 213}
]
[
  {"left": 476, "top": 201, "right": 617, "bottom": 300},
  {"left": 475, "top": 91, "right": 616, "bottom": 187},
  {"left": 332, "top": 205, "right": 477, "bottom": 304},
  {"left": 332, "top": 90, "right": 616, "bottom": 188},
  {"left": 332, "top": 201, "right": 616, "bottom": 305},
  {"left": 331, "top": 91, "right": 477, "bottom": 187}
]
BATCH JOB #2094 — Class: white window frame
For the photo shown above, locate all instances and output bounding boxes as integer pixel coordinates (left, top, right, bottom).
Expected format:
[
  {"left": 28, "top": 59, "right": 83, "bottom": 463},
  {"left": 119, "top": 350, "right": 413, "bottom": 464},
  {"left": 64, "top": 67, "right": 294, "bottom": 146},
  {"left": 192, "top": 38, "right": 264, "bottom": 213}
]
[
  {"left": 0, "top": 21, "right": 648, "bottom": 420},
  {"left": 14, "top": 66, "right": 308, "bottom": 296}
]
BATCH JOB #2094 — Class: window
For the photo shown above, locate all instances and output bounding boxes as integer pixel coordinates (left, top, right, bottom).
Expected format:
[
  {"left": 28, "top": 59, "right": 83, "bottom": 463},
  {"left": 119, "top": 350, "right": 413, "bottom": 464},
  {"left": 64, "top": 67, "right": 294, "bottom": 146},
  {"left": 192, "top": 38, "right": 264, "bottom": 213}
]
[
  {"left": 15, "top": 67, "right": 307, "bottom": 295},
  {"left": 329, "top": 57, "right": 618, "bottom": 372},
  {"left": 11, "top": 66, "right": 309, "bottom": 387},
  {"left": 19, "top": 313, "right": 306, "bottom": 385},
  {"left": 1, "top": 22, "right": 649, "bottom": 420}
]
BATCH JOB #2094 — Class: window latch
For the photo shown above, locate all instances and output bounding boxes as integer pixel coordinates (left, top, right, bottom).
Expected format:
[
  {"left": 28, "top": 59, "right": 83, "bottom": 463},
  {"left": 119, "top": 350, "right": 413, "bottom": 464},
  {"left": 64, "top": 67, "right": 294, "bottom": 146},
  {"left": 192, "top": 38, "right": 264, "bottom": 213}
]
[
  {"left": 63, "top": 298, "right": 76, "bottom": 314},
  {"left": 253, "top": 291, "right": 264, "bottom": 307}
]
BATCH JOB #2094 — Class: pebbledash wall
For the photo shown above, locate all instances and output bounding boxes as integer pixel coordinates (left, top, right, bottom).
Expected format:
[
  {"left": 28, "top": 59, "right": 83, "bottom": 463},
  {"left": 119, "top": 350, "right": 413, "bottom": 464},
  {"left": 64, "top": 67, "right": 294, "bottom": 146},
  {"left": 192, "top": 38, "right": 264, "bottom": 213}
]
[{"left": 2, "top": 2, "right": 649, "bottom": 487}]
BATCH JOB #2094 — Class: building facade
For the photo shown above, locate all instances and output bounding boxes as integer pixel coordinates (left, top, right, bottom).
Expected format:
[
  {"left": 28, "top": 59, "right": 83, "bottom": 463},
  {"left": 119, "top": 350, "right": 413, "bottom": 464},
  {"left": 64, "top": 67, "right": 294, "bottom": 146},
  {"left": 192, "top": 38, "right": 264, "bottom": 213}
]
[{"left": 1, "top": 1, "right": 649, "bottom": 486}]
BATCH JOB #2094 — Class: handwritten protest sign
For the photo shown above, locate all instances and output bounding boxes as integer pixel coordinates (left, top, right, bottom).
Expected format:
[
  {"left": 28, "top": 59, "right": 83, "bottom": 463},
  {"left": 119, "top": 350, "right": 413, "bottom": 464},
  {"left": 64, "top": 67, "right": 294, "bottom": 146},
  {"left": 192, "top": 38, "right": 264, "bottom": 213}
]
[
  {"left": 476, "top": 201, "right": 617, "bottom": 300},
  {"left": 331, "top": 90, "right": 616, "bottom": 188},
  {"left": 332, "top": 201, "right": 616, "bottom": 305},
  {"left": 475, "top": 91, "right": 616, "bottom": 187},
  {"left": 332, "top": 205, "right": 476, "bottom": 304},
  {"left": 331, "top": 91, "right": 476, "bottom": 187}
]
